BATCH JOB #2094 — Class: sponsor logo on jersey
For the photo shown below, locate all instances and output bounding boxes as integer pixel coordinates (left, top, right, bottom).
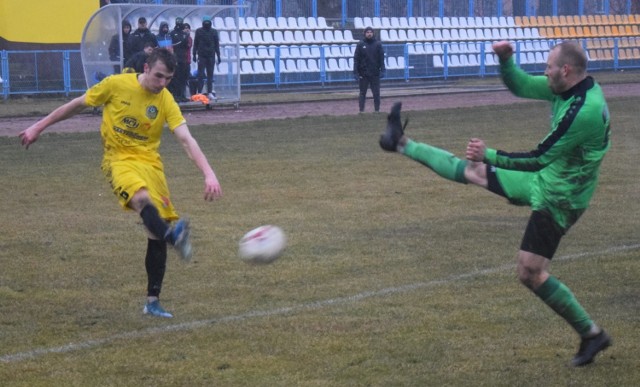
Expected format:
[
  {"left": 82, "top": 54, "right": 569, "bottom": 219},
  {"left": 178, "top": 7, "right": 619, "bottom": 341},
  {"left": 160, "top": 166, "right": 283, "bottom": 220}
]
[{"left": 122, "top": 116, "right": 139, "bottom": 129}]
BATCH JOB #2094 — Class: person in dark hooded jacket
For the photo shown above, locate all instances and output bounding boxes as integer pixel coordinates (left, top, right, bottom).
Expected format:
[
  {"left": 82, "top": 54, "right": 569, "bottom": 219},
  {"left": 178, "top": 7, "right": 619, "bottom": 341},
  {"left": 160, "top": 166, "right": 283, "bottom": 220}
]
[
  {"left": 193, "top": 15, "right": 221, "bottom": 99},
  {"left": 108, "top": 20, "right": 133, "bottom": 73},
  {"left": 170, "top": 17, "right": 191, "bottom": 102},
  {"left": 353, "top": 26, "right": 386, "bottom": 112},
  {"left": 156, "top": 21, "right": 172, "bottom": 51}
]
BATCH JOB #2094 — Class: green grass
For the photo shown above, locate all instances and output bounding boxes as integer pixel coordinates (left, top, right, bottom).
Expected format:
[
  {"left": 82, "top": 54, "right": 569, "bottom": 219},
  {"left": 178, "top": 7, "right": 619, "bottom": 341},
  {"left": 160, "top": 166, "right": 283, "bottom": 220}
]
[{"left": 0, "top": 98, "right": 639, "bottom": 386}]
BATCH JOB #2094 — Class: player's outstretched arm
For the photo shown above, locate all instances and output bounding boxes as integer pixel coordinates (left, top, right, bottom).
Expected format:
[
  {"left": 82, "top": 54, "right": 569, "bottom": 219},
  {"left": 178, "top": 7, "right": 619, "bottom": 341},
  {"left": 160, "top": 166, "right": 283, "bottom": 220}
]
[
  {"left": 492, "top": 40, "right": 514, "bottom": 62},
  {"left": 19, "top": 94, "right": 88, "bottom": 149},
  {"left": 173, "top": 124, "right": 222, "bottom": 201},
  {"left": 466, "top": 138, "right": 487, "bottom": 162}
]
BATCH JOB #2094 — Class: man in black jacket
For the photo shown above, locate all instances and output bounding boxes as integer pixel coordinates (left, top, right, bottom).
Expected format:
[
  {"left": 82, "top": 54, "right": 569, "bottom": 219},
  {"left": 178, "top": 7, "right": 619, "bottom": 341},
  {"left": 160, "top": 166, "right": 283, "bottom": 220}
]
[
  {"left": 130, "top": 17, "right": 158, "bottom": 55},
  {"left": 193, "top": 15, "right": 221, "bottom": 100},
  {"left": 353, "top": 26, "right": 386, "bottom": 113},
  {"left": 170, "top": 17, "right": 191, "bottom": 102},
  {"left": 108, "top": 19, "right": 132, "bottom": 74}
]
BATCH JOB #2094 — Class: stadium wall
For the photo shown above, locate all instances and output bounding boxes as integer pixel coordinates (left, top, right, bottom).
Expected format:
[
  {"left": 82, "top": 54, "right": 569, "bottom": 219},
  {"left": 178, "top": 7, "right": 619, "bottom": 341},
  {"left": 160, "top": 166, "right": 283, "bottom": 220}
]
[{"left": 0, "top": 0, "right": 98, "bottom": 50}]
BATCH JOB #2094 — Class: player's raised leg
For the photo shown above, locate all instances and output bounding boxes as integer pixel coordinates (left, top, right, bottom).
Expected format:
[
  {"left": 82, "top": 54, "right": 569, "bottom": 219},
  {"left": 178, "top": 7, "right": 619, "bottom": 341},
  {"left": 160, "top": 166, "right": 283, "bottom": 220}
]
[{"left": 379, "top": 101, "right": 468, "bottom": 184}]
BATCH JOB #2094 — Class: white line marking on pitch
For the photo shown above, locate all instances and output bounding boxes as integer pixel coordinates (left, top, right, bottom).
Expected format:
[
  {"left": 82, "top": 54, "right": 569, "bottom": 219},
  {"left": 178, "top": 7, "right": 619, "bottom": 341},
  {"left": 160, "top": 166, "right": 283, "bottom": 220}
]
[{"left": 2, "top": 243, "right": 638, "bottom": 363}]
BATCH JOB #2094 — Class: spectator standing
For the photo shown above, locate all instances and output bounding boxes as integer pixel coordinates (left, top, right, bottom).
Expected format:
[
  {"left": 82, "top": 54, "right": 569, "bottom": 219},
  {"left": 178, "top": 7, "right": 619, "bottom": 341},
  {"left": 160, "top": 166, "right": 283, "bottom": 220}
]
[
  {"left": 169, "top": 18, "right": 191, "bottom": 102},
  {"left": 156, "top": 21, "right": 172, "bottom": 52},
  {"left": 108, "top": 20, "right": 133, "bottom": 74},
  {"left": 353, "top": 26, "right": 386, "bottom": 113},
  {"left": 193, "top": 15, "right": 221, "bottom": 100},
  {"left": 130, "top": 17, "right": 158, "bottom": 55}
]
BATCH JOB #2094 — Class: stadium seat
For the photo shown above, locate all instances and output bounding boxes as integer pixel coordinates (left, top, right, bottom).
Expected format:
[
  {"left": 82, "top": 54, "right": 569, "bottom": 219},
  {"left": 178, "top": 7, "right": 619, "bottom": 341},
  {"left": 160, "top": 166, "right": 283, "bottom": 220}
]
[
  {"left": 285, "top": 59, "right": 298, "bottom": 72},
  {"left": 240, "top": 31, "right": 252, "bottom": 44},
  {"left": 317, "top": 17, "right": 329, "bottom": 29},
  {"left": 287, "top": 17, "right": 298, "bottom": 29},
  {"left": 261, "top": 31, "right": 274, "bottom": 44},
  {"left": 276, "top": 17, "right": 288, "bottom": 29},
  {"left": 343, "top": 30, "right": 355, "bottom": 42},
  {"left": 307, "top": 17, "right": 318, "bottom": 29},
  {"left": 386, "top": 56, "right": 398, "bottom": 69},
  {"left": 252, "top": 60, "right": 266, "bottom": 74},
  {"left": 304, "top": 30, "right": 316, "bottom": 43},
  {"left": 241, "top": 60, "right": 253, "bottom": 74},
  {"left": 297, "top": 17, "right": 308, "bottom": 29},
  {"left": 326, "top": 58, "right": 340, "bottom": 72},
  {"left": 266, "top": 17, "right": 278, "bottom": 29},
  {"left": 225, "top": 17, "right": 236, "bottom": 30},
  {"left": 251, "top": 31, "right": 264, "bottom": 44},
  {"left": 255, "top": 17, "right": 267, "bottom": 29},
  {"left": 320, "top": 30, "right": 332, "bottom": 43},
  {"left": 433, "top": 55, "right": 444, "bottom": 68},
  {"left": 263, "top": 60, "right": 275, "bottom": 74},
  {"left": 307, "top": 58, "right": 320, "bottom": 72},
  {"left": 354, "top": 17, "right": 365, "bottom": 29},
  {"left": 282, "top": 30, "right": 295, "bottom": 44},
  {"left": 289, "top": 46, "right": 301, "bottom": 58}
]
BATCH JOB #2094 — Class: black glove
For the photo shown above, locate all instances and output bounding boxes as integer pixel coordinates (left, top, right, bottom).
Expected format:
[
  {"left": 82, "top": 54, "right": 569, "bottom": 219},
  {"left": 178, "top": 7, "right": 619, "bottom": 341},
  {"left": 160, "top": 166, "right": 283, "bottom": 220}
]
[
  {"left": 193, "top": 55, "right": 197, "bottom": 63},
  {"left": 217, "top": 58, "right": 221, "bottom": 65},
  {"left": 354, "top": 73, "right": 360, "bottom": 81}
]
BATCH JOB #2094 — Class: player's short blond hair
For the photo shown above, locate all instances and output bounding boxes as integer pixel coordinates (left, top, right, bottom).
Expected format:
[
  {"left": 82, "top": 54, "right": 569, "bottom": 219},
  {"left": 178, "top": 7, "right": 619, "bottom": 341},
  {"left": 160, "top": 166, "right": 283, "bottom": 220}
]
[{"left": 553, "top": 41, "right": 588, "bottom": 75}]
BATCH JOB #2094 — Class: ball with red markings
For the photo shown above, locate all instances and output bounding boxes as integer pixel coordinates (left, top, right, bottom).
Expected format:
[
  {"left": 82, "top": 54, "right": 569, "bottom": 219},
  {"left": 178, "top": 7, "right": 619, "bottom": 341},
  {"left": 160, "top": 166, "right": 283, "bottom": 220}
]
[{"left": 238, "top": 225, "right": 287, "bottom": 265}]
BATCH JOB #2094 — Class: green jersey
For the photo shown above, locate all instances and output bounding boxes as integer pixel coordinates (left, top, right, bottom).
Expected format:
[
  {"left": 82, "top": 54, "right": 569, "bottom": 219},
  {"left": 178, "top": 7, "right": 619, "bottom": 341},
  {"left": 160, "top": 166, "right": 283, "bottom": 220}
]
[{"left": 484, "top": 58, "right": 610, "bottom": 213}]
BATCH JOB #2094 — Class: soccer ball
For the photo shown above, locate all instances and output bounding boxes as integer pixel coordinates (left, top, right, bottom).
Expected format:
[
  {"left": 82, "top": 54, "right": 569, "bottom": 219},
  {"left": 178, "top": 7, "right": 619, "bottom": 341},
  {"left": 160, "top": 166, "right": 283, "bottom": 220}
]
[{"left": 238, "top": 225, "right": 287, "bottom": 265}]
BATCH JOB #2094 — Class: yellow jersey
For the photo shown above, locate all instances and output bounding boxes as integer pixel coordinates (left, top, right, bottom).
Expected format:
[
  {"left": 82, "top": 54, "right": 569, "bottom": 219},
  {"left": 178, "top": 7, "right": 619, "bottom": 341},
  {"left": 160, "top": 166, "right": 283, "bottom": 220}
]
[{"left": 85, "top": 73, "right": 186, "bottom": 166}]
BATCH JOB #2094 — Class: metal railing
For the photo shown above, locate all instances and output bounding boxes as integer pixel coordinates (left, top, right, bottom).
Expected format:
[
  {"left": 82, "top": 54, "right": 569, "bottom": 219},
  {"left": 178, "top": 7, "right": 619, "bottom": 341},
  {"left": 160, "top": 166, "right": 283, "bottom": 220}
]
[{"left": 2, "top": 38, "right": 639, "bottom": 99}]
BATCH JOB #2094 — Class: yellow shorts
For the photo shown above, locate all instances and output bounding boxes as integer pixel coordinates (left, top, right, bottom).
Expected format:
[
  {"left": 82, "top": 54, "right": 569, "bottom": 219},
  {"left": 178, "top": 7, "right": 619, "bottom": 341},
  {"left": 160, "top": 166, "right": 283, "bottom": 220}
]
[{"left": 101, "top": 158, "right": 178, "bottom": 221}]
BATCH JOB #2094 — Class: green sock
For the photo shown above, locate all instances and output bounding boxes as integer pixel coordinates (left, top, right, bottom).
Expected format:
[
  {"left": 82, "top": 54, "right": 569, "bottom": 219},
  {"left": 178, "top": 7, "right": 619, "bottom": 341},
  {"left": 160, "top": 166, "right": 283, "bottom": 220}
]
[
  {"left": 535, "top": 275, "right": 594, "bottom": 337},
  {"left": 403, "top": 140, "right": 467, "bottom": 184}
]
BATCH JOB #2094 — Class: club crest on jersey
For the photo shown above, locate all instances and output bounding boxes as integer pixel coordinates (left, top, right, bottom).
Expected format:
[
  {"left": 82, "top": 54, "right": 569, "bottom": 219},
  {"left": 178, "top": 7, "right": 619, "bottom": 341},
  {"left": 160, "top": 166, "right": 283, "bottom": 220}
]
[{"left": 146, "top": 106, "right": 158, "bottom": 120}]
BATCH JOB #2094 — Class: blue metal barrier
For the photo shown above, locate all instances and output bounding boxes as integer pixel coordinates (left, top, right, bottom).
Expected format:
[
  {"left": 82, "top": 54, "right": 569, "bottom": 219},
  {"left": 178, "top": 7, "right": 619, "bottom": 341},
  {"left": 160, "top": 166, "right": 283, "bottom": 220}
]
[
  {"left": 2, "top": 39, "right": 639, "bottom": 99},
  {"left": 1, "top": 50, "right": 86, "bottom": 99}
]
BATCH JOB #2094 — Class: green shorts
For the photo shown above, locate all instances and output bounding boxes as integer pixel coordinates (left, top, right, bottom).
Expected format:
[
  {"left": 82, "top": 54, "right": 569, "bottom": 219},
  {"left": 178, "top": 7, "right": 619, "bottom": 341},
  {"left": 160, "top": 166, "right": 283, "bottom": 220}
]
[{"left": 487, "top": 165, "right": 583, "bottom": 231}]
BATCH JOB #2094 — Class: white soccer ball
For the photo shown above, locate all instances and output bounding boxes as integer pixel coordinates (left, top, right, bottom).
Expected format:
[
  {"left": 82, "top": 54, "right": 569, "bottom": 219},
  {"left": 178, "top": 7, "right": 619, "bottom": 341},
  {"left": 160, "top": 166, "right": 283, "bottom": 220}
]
[{"left": 238, "top": 225, "right": 287, "bottom": 265}]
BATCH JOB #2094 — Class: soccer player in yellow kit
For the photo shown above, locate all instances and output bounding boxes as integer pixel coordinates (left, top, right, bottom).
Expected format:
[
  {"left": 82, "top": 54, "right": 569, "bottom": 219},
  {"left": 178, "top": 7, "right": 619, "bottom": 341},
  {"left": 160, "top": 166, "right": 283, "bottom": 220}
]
[{"left": 19, "top": 49, "right": 222, "bottom": 318}]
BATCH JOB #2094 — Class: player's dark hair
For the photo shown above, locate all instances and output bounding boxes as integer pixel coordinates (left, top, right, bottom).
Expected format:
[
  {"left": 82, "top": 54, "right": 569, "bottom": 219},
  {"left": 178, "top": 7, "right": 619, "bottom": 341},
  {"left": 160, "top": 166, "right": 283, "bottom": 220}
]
[
  {"left": 146, "top": 48, "right": 177, "bottom": 73},
  {"left": 554, "top": 41, "right": 587, "bottom": 74}
]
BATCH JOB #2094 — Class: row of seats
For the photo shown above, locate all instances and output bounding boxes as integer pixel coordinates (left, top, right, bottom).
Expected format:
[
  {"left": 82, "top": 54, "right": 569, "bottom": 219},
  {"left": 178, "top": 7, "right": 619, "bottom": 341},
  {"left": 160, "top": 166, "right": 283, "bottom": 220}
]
[
  {"left": 516, "top": 14, "right": 640, "bottom": 27},
  {"left": 239, "top": 45, "right": 355, "bottom": 60},
  {"left": 378, "top": 24, "right": 640, "bottom": 44},
  {"left": 238, "top": 16, "right": 331, "bottom": 30},
  {"left": 379, "top": 27, "right": 542, "bottom": 43},
  {"left": 408, "top": 40, "right": 552, "bottom": 55},
  {"left": 539, "top": 25, "right": 640, "bottom": 38},
  {"left": 181, "top": 16, "right": 331, "bottom": 31},
  {"left": 235, "top": 29, "right": 355, "bottom": 45},
  {"left": 586, "top": 36, "right": 640, "bottom": 49},
  {"left": 354, "top": 16, "right": 517, "bottom": 30},
  {"left": 238, "top": 56, "right": 405, "bottom": 75},
  {"left": 433, "top": 51, "right": 548, "bottom": 68}
]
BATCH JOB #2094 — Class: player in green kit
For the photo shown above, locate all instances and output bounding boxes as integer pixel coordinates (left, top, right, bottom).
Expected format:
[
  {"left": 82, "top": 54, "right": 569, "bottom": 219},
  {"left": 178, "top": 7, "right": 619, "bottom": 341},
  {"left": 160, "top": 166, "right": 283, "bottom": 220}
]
[
  {"left": 19, "top": 49, "right": 222, "bottom": 318},
  {"left": 379, "top": 40, "right": 611, "bottom": 366}
]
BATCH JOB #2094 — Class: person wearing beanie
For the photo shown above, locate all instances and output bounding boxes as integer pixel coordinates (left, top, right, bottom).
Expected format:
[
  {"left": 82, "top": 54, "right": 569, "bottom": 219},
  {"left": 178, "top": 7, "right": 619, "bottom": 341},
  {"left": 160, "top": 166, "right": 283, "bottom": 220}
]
[
  {"left": 156, "top": 21, "right": 172, "bottom": 51},
  {"left": 193, "top": 15, "right": 222, "bottom": 100},
  {"left": 170, "top": 17, "right": 192, "bottom": 102},
  {"left": 353, "top": 26, "right": 386, "bottom": 113}
]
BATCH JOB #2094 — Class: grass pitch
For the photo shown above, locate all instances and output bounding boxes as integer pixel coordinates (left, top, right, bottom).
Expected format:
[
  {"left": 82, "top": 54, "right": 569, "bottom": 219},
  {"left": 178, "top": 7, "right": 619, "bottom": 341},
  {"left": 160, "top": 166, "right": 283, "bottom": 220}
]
[{"left": 0, "top": 98, "right": 639, "bottom": 386}]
